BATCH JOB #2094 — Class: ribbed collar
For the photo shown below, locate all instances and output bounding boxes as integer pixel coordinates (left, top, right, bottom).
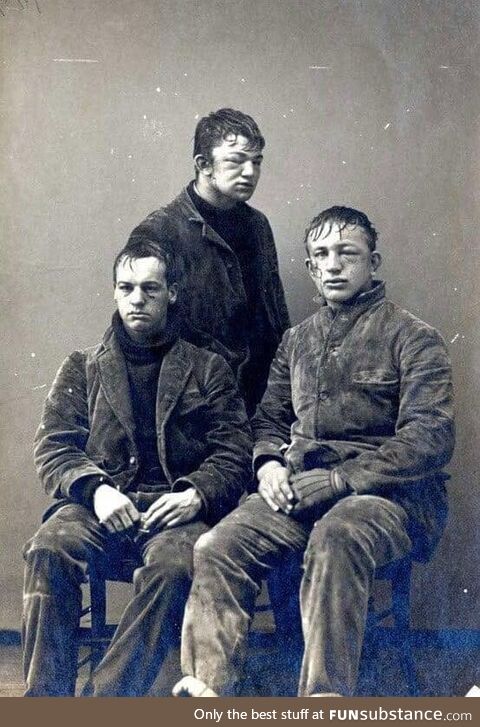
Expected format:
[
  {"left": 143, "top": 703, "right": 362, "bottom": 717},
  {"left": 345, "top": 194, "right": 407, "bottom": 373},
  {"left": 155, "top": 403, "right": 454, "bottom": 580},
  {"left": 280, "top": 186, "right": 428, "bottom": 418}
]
[
  {"left": 317, "top": 279, "right": 386, "bottom": 314},
  {"left": 111, "top": 311, "right": 176, "bottom": 364}
]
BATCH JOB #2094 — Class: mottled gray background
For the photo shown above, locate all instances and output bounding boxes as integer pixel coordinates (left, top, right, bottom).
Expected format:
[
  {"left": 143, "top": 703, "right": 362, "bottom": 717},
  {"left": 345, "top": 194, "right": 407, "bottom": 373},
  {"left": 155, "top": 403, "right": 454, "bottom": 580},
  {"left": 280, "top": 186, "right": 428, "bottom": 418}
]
[{"left": 1, "top": 0, "right": 479, "bottom": 632}]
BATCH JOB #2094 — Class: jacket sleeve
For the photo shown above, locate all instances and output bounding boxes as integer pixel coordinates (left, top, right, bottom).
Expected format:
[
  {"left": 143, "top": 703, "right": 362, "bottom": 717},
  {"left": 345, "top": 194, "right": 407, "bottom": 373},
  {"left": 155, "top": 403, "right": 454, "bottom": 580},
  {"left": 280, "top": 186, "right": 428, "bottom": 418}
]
[
  {"left": 172, "top": 354, "right": 253, "bottom": 524},
  {"left": 251, "top": 331, "right": 296, "bottom": 473},
  {"left": 34, "top": 352, "right": 113, "bottom": 507},
  {"left": 337, "top": 324, "right": 455, "bottom": 492}
]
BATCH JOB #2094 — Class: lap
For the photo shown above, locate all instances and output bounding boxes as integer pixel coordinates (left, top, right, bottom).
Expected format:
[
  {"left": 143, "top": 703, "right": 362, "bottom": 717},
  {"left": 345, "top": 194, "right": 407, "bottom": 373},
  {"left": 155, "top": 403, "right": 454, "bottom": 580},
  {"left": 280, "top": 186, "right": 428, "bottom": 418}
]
[{"left": 197, "top": 493, "right": 311, "bottom": 568}]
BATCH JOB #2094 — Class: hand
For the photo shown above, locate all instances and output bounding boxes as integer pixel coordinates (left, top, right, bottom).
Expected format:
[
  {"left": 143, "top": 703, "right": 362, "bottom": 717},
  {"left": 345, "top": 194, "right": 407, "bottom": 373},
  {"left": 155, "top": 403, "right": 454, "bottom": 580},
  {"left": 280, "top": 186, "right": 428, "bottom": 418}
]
[
  {"left": 142, "top": 488, "right": 202, "bottom": 531},
  {"left": 290, "top": 468, "right": 349, "bottom": 520},
  {"left": 257, "top": 460, "right": 295, "bottom": 514},
  {"left": 93, "top": 484, "right": 140, "bottom": 533}
]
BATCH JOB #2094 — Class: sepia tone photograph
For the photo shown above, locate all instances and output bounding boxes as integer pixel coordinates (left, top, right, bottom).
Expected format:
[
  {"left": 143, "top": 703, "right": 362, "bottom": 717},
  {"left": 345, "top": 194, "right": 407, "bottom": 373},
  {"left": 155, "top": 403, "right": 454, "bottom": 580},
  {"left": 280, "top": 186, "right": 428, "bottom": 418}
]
[{"left": 1, "top": 0, "right": 479, "bottom": 703}]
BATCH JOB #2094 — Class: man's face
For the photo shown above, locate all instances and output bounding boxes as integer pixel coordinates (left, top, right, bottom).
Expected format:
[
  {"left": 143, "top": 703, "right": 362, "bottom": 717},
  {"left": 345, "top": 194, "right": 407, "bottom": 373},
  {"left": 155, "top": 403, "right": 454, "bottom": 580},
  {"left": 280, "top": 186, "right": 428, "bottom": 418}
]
[
  {"left": 306, "top": 223, "right": 381, "bottom": 308},
  {"left": 204, "top": 133, "right": 263, "bottom": 206},
  {"left": 114, "top": 256, "right": 177, "bottom": 342}
]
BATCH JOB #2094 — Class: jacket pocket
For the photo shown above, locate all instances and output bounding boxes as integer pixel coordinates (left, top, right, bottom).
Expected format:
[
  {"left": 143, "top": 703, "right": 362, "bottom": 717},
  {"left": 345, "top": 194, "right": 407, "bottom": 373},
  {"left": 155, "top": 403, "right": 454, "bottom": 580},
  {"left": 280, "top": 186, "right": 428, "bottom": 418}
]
[{"left": 352, "top": 370, "right": 399, "bottom": 387}]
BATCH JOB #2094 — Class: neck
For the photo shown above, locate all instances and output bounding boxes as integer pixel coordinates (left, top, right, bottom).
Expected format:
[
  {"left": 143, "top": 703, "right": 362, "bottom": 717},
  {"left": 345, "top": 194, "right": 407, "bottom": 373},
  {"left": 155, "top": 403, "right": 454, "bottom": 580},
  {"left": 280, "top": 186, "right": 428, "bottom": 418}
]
[{"left": 193, "top": 178, "right": 238, "bottom": 210}]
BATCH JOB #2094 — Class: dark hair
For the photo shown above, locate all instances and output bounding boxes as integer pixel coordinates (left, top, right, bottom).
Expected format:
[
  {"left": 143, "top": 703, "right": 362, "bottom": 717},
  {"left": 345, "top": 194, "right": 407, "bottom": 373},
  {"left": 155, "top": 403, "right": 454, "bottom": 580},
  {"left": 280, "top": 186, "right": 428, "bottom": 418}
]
[
  {"left": 193, "top": 108, "right": 265, "bottom": 161},
  {"left": 114, "top": 220, "right": 179, "bottom": 285},
  {"left": 304, "top": 206, "right": 378, "bottom": 251}
]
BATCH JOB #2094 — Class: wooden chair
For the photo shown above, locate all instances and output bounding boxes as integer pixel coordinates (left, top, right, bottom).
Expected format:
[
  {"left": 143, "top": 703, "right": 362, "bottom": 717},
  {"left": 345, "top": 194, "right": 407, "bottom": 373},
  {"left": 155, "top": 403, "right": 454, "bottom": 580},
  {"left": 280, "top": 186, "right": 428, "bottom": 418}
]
[{"left": 78, "top": 556, "right": 419, "bottom": 695}]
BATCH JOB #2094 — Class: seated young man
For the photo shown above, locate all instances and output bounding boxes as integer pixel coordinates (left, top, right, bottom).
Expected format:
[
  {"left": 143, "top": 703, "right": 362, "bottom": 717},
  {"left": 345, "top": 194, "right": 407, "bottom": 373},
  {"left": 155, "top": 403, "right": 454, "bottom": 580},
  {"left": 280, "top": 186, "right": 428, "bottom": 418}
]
[
  {"left": 22, "top": 230, "right": 252, "bottom": 696},
  {"left": 173, "top": 205, "right": 455, "bottom": 698}
]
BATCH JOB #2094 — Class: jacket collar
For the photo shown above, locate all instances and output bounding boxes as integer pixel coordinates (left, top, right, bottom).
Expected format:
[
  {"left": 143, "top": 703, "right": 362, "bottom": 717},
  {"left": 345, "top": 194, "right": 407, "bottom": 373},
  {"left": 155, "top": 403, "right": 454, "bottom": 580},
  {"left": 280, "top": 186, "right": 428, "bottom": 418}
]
[
  {"left": 172, "top": 187, "right": 246, "bottom": 255},
  {"left": 317, "top": 279, "right": 386, "bottom": 315},
  {"left": 96, "top": 327, "right": 193, "bottom": 437}
]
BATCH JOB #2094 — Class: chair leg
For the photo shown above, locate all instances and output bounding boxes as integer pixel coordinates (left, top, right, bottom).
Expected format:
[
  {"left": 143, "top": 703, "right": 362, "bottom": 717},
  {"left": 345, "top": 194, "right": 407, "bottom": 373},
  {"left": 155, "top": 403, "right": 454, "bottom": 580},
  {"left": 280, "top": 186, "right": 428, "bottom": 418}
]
[
  {"left": 392, "top": 560, "right": 420, "bottom": 696},
  {"left": 89, "top": 573, "right": 108, "bottom": 672}
]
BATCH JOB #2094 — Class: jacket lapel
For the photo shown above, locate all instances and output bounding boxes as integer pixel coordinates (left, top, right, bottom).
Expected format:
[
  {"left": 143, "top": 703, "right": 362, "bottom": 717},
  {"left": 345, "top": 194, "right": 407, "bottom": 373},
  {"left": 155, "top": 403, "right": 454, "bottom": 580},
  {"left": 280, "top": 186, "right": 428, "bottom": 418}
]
[
  {"left": 156, "top": 339, "right": 193, "bottom": 427},
  {"left": 96, "top": 329, "right": 135, "bottom": 439}
]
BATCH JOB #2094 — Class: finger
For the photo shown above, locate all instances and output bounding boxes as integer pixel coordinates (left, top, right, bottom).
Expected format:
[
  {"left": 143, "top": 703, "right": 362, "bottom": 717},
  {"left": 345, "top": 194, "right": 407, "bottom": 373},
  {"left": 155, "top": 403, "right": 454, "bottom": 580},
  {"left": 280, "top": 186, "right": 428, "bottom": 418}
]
[
  {"left": 143, "top": 499, "right": 177, "bottom": 528},
  {"left": 269, "top": 479, "right": 292, "bottom": 513},
  {"left": 103, "top": 513, "right": 123, "bottom": 533},
  {"left": 116, "top": 507, "right": 136, "bottom": 531},
  {"left": 144, "top": 504, "right": 178, "bottom": 529},
  {"left": 100, "top": 518, "right": 117, "bottom": 534},
  {"left": 258, "top": 482, "right": 280, "bottom": 512},
  {"left": 143, "top": 495, "right": 170, "bottom": 519},
  {"left": 276, "top": 474, "right": 295, "bottom": 503},
  {"left": 164, "top": 513, "right": 186, "bottom": 529},
  {"left": 125, "top": 501, "right": 141, "bottom": 523}
]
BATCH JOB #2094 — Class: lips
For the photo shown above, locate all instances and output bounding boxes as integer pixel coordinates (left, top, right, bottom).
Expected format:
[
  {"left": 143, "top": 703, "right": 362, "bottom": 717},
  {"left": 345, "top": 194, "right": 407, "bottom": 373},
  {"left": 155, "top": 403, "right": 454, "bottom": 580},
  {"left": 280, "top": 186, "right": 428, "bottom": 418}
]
[
  {"left": 128, "top": 312, "right": 149, "bottom": 319},
  {"left": 324, "top": 279, "right": 348, "bottom": 287}
]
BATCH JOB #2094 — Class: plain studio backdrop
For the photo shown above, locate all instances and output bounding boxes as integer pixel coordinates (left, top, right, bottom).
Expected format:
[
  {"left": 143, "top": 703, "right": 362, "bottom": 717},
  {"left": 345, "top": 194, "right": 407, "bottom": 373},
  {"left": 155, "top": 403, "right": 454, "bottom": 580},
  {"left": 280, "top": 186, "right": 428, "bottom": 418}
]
[{"left": 1, "top": 0, "right": 479, "bottom": 645}]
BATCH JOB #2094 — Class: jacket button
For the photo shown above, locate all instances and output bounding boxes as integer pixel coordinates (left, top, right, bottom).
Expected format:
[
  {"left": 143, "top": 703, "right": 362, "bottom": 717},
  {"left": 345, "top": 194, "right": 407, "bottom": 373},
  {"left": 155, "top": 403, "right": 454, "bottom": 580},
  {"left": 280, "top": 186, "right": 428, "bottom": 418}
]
[
  {"left": 129, "top": 456, "right": 136, "bottom": 465},
  {"left": 319, "top": 391, "right": 329, "bottom": 401}
]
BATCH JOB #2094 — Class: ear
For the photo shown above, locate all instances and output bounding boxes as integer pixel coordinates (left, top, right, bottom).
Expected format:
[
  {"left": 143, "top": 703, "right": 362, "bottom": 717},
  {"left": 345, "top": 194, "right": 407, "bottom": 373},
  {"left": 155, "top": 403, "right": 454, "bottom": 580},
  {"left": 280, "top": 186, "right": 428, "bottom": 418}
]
[
  {"left": 371, "top": 251, "right": 382, "bottom": 272},
  {"left": 194, "top": 154, "right": 212, "bottom": 177},
  {"left": 305, "top": 256, "right": 319, "bottom": 280},
  {"left": 168, "top": 283, "right": 179, "bottom": 305}
]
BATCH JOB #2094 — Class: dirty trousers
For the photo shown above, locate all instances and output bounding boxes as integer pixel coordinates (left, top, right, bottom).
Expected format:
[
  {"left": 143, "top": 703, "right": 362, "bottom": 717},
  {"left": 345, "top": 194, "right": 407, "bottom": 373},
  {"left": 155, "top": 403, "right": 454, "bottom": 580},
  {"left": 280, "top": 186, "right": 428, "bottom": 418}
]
[
  {"left": 22, "top": 503, "right": 208, "bottom": 696},
  {"left": 181, "top": 493, "right": 412, "bottom": 696}
]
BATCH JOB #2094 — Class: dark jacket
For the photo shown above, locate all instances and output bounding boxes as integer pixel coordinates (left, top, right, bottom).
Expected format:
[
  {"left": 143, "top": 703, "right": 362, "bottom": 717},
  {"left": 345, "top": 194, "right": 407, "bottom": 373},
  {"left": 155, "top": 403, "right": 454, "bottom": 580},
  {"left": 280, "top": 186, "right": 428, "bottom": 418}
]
[
  {"left": 34, "top": 328, "right": 253, "bottom": 526},
  {"left": 129, "top": 188, "right": 290, "bottom": 411},
  {"left": 252, "top": 282, "right": 455, "bottom": 558}
]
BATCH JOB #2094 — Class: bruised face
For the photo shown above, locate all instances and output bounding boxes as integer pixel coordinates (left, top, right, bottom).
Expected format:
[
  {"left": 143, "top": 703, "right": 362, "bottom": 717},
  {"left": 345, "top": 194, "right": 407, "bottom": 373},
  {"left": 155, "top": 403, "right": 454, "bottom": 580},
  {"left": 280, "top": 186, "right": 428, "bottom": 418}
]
[
  {"left": 114, "top": 256, "right": 178, "bottom": 342},
  {"left": 198, "top": 133, "right": 263, "bottom": 207},
  {"left": 306, "top": 223, "right": 381, "bottom": 308}
]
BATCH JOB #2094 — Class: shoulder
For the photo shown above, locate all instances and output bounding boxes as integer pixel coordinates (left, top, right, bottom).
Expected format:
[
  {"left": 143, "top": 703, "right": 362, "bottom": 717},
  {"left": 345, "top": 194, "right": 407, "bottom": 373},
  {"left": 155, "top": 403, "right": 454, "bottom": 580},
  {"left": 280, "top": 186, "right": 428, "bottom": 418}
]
[
  {"left": 377, "top": 299, "right": 447, "bottom": 346},
  {"left": 176, "top": 339, "right": 232, "bottom": 373}
]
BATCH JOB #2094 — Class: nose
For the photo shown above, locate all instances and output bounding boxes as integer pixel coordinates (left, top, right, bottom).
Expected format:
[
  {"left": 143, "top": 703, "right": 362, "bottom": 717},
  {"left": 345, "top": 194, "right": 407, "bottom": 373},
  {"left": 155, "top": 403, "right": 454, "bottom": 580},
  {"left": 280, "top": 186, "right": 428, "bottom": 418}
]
[
  {"left": 241, "top": 161, "right": 256, "bottom": 179},
  {"left": 130, "top": 286, "right": 146, "bottom": 306},
  {"left": 326, "top": 250, "right": 342, "bottom": 273}
]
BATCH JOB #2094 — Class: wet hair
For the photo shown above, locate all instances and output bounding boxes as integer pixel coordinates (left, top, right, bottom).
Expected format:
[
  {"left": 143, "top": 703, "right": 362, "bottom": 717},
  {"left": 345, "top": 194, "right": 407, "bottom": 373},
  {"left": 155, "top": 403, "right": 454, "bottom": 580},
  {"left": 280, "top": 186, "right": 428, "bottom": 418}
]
[
  {"left": 114, "top": 220, "right": 179, "bottom": 286},
  {"left": 193, "top": 107, "right": 265, "bottom": 161},
  {"left": 304, "top": 206, "right": 378, "bottom": 252}
]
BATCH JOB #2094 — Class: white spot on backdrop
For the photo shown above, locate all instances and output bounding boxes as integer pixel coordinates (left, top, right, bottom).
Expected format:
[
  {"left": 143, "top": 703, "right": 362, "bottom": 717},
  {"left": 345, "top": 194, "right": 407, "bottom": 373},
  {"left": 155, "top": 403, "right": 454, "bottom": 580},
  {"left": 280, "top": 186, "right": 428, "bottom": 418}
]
[{"left": 53, "top": 59, "right": 100, "bottom": 63}]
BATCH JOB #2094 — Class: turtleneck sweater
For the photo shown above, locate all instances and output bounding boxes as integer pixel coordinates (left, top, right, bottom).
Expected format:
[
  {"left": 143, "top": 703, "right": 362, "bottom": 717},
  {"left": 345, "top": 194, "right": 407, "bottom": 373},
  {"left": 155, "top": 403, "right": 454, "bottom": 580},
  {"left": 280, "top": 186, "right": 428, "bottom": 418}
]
[{"left": 113, "top": 312, "right": 175, "bottom": 488}]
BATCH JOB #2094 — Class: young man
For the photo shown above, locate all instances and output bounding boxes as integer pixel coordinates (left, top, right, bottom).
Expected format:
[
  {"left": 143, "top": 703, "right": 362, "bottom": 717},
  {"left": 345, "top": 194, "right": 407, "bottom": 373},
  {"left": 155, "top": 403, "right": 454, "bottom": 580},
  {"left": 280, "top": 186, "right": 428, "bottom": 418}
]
[
  {"left": 22, "top": 230, "right": 252, "bottom": 696},
  {"left": 128, "top": 108, "right": 290, "bottom": 414},
  {"left": 173, "top": 206, "right": 455, "bottom": 697}
]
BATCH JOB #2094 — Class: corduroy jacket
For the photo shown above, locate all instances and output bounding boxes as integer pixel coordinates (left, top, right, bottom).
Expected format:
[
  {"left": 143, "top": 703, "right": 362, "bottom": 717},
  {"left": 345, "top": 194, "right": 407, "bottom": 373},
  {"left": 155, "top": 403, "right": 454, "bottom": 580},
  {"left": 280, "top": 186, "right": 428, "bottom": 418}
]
[
  {"left": 252, "top": 281, "right": 455, "bottom": 558},
  {"left": 34, "top": 328, "right": 252, "bottom": 526},
  {"left": 129, "top": 188, "right": 290, "bottom": 410}
]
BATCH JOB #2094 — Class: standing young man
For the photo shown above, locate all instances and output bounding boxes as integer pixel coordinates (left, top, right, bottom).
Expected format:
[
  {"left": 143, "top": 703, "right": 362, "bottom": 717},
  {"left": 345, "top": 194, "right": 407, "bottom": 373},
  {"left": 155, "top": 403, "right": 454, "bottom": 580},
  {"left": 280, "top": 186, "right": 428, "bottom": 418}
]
[
  {"left": 128, "top": 108, "right": 289, "bottom": 413},
  {"left": 22, "top": 232, "right": 251, "bottom": 696},
  {"left": 173, "top": 206, "right": 455, "bottom": 697}
]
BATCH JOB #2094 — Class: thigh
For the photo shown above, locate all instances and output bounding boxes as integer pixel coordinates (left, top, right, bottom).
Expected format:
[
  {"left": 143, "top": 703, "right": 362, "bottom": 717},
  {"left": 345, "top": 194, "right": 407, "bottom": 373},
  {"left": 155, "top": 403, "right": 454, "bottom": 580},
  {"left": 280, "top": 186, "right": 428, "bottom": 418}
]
[
  {"left": 202, "top": 493, "right": 311, "bottom": 570},
  {"left": 140, "top": 520, "right": 210, "bottom": 574},
  {"left": 24, "top": 503, "right": 121, "bottom": 575},
  {"left": 309, "top": 494, "right": 412, "bottom": 566}
]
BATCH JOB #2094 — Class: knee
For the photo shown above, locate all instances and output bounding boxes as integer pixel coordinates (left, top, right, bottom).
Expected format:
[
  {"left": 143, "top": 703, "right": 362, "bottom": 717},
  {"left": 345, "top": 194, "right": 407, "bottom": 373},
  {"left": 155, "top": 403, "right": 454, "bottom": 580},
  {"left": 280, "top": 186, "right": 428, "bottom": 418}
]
[
  {"left": 136, "top": 551, "right": 192, "bottom": 590},
  {"left": 192, "top": 526, "right": 237, "bottom": 571},
  {"left": 304, "top": 515, "right": 365, "bottom": 567}
]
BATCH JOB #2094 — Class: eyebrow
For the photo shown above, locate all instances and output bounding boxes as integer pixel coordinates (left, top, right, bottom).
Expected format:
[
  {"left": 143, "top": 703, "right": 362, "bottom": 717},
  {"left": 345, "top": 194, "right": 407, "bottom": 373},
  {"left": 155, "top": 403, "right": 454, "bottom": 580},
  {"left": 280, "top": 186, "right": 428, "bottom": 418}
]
[
  {"left": 116, "top": 279, "right": 161, "bottom": 285},
  {"left": 226, "top": 152, "right": 264, "bottom": 160}
]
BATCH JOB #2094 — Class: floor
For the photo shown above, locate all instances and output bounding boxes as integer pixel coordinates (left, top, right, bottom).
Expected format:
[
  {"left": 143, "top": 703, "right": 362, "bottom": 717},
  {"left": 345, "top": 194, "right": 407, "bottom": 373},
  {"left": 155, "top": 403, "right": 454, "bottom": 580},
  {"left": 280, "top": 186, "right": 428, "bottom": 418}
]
[{"left": 2, "top": 639, "right": 479, "bottom": 698}]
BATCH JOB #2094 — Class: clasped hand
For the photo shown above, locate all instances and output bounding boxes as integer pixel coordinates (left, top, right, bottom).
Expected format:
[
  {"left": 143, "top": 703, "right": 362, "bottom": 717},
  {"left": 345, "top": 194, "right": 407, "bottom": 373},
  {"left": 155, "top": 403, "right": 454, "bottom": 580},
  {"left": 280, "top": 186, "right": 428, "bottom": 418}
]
[
  {"left": 94, "top": 484, "right": 202, "bottom": 534},
  {"left": 257, "top": 461, "right": 343, "bottom": 516}
]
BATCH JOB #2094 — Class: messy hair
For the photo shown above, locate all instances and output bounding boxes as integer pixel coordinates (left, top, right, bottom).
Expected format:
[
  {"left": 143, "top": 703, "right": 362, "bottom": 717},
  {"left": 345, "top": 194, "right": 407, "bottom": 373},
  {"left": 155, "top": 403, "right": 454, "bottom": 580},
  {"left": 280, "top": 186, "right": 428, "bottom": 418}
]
[
  {"left": 304, "top": 206, "right": 378, "bottom": 251},
  {"left": 193, "top": 107, "right": 265, "bottom": 161}
]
